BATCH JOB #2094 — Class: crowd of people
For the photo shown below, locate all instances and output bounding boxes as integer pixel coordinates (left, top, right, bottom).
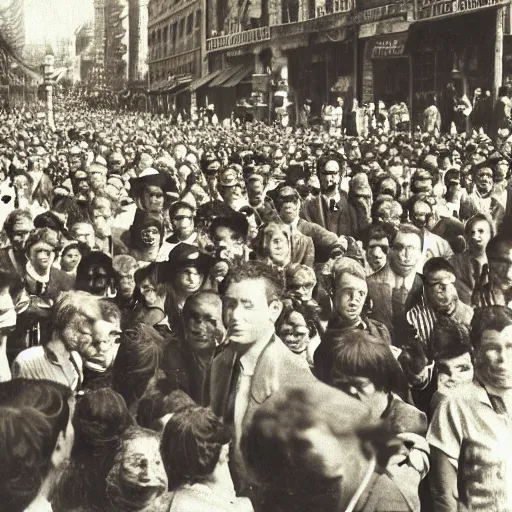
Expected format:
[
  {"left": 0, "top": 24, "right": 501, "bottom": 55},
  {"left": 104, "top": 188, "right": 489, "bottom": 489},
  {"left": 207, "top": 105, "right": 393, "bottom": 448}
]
[{"left": 1, "top": 95, "right": 512, "bottom": 512}]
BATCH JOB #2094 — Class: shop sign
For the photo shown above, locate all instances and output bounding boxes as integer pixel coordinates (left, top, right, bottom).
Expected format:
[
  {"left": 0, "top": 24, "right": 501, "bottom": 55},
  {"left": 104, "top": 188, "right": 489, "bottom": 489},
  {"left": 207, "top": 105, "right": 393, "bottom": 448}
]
[
  {"left": 271, "top": 12, "right": 350, "bottom": 39},
  {"left": 352, "top": 0, "right": 408, "bottom": 24},
  {"left": 206, "top": 27, "right": 270, "bottom": 52},
  {"left": 370, "top": 33, "right": 408, "bottom": 57},
  {"left": 417, "top": 0, "right": 508, "bottom": 20},
  {"left": 312, "top": 27, "right": 348, "bottom": 43}
]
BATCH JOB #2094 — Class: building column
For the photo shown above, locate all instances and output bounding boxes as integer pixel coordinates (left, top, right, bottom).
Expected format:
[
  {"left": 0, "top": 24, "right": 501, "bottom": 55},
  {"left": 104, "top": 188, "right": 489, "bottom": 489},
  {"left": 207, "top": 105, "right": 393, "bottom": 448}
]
[{"left": 494, "top": 6, "right": 505, "bottom": 101}]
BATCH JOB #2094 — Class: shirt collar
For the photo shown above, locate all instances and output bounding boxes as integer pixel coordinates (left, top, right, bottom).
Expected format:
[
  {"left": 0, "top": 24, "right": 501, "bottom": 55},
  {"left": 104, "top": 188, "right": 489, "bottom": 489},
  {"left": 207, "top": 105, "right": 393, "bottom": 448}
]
[
  {"left": 239, "top": 333, "right": 274, "bottom": 376},
  {"left": 290, "top": 217, "right": 300, "bottom": 230}
]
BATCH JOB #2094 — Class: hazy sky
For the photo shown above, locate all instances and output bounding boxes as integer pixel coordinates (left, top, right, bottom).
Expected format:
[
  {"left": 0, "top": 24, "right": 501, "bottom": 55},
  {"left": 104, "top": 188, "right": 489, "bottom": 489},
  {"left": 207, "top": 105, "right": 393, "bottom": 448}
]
[{"left": 24, "top": 0, "right": 94, "bottom": 45}]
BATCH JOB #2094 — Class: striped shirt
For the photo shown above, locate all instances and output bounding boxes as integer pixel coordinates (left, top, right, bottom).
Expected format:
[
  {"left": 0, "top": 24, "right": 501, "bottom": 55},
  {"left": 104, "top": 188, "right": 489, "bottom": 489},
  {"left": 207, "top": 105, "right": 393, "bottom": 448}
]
[{"left": 12, "top": 346, "right": 83, "bottom": 391}]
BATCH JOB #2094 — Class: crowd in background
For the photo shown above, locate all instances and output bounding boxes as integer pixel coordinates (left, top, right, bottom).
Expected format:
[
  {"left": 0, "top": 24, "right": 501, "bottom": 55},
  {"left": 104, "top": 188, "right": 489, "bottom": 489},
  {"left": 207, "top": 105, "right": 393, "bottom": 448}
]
[{"left": 1, "top": 93, "right": 512, "bottom": 511}]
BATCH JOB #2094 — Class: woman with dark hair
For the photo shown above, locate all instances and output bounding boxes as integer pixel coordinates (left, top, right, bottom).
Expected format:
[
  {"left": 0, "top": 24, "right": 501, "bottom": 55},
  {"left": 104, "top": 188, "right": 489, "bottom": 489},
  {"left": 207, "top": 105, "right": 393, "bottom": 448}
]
[
  {"left": 133, "top": 262, "right": 170, "bottom": 328},
  {"left": 330, "top": 330, "right": 429, "bottom": 511},
  {"left": 106, "top": 426, "right": 171, "bottom": 512},
  {"left": 0, "top": 379, "right": 74, "bottom": 512},
  {"left": 53, "top": 388, "right": 134, "bottom": 512},
  {"left": 112, "top": 323, "right": 163, "bottom": 414},
  {"left": 161, "top": 406, "right": 253, "bottom": 512}
]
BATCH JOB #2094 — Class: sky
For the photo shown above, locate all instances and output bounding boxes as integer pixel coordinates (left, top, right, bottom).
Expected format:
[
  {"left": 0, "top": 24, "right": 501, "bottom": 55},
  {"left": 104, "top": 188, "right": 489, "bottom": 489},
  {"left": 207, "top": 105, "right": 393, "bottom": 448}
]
[{"left": 23, "top": 0, "right": 94, "bottom": 45}]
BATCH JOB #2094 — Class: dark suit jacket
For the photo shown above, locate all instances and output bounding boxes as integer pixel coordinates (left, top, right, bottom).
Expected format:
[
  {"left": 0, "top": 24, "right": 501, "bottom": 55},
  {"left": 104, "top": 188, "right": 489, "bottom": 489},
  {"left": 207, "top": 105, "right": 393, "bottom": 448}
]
[
  {"left": 0, "top": 247, "right": 24, "bottom": 277},
  {"left": 459, "top": 194, "right": 504, "bottom": 229},
  {"left": 449, "top": 251, "right": 482, "bottom": 305},
  {"left": 296, "top": 218, "right": 339, "bottom": 263},
  {"left": 301, "top": 193, "right": 357, "bottom": 237},
  {"left": 290, "top": 230, "right": 314, "bottom": 267},
  {"left": 367, "top": 265, "right": 423, "bottom": 343}
]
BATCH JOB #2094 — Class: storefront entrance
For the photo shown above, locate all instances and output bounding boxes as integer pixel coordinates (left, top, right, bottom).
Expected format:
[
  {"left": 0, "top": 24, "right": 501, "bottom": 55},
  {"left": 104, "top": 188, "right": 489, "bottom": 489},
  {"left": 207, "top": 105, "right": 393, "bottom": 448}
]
[{"left": 372, "top": 58, "right": 410, "bottom": 105}]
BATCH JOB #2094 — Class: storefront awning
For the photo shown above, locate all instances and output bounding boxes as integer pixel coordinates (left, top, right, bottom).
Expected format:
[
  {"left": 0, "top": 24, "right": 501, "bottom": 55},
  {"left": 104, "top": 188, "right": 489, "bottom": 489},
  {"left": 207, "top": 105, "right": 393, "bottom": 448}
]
[
  {"left": 219, "top": 65, "right": 253, "bottom": 88},
  {"left": 366, "top": 32, "right": 409, "bottom": 59},
  {"left": 189, "top": 70, "right": 222, "bottom": 92},
  {"left": 209, "top": 65, "right": 247, "bottom": 87}
]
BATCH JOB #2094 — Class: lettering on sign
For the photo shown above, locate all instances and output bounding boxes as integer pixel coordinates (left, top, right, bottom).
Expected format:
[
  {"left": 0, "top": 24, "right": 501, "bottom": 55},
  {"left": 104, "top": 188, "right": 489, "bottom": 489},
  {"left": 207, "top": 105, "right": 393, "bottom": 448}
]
[
  {"left": 371, "top": 34, "right": 407, "bottom": 57},
  {"left": 206, "top": 27, "right": 270, "bottom": 52},
  {"left": 352, "top": 1, "right": 408, "bottom": 23},
  {"left": 417, "top": 0, "right": 508, "bottom": 19}
]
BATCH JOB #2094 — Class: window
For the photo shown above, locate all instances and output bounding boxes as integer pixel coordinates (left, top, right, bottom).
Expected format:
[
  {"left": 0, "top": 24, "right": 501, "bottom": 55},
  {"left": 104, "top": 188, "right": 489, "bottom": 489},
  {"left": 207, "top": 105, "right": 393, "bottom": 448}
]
[
  {"left": 196, "top": 10, "right": 202, "bottom": 28},
  {"left": 172, "top": 22, "right": 178, "bottom": 47},
  {"left": 186, "top": 13, "right": 193, "bottom": 35},
  {"left": 179, "top": 18, "right": 185, "bottom": 39},
  {"left": 163, "top": 26, "right": 168, "bottom": 42}
]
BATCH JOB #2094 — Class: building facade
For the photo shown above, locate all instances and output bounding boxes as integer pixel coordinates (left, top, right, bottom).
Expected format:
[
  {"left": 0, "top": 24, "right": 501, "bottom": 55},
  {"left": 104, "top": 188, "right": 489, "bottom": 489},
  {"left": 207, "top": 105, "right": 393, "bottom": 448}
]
[
  {"left": 147, "top": 0, "right": 204, "bottom": 113},
  {"left": 202, "top": 0, "right": 512, "bottom": 123}
]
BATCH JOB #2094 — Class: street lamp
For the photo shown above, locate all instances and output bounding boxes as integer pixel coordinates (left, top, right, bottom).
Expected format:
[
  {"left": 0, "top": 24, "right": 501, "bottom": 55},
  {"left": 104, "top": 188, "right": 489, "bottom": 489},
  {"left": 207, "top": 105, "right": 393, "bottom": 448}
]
[{"left": 43, "top": 54, "right": 56, "bottom": 131}]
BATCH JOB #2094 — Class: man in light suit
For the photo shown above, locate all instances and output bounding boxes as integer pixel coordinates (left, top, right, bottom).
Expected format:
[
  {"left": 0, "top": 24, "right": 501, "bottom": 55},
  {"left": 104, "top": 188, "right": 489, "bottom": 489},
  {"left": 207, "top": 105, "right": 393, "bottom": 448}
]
[
  {"left": 367, "top": 224, "right": 424, "bottom": 344},
  {"left": 301, "top": 158, "right": 357, "bottom": 237},
  {"left": 209, "top": 261, "right": 315, "bottom": 495}
]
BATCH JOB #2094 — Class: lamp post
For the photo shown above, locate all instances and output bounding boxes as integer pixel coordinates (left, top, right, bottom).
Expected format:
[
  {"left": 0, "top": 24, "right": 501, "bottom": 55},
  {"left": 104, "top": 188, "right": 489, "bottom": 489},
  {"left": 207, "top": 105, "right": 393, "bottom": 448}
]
[{"left": 43, "top": 54, "right": 55, "bottom": 131}]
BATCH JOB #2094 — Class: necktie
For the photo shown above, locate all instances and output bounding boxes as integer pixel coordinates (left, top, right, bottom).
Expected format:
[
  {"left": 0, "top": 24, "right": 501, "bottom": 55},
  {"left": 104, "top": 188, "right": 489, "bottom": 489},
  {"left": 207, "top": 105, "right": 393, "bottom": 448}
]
[
  {"left": 392, "top": 281, "right": 408, "bottom": 318},
  {"left": 488, "top": 394, "right": 508, "bottom": 416},
  {"left": 329, "top": 198, "right": 337, "bottom": 212},
  {"left": 225, "top": 357, "right": 241, "bottom": 425}
]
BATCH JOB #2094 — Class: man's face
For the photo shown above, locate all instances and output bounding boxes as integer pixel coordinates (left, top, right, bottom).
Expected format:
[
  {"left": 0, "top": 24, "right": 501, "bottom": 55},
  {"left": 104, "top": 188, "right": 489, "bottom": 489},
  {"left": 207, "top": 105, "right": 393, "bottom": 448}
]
[
  {"left": 467, "top": 220, "right": 492, "bottom": 253},
  {"left": 489, "top": 244, "right": 512, "bottom": 292},
  {"left": 319, "top": 169, "right": 340, "bottom": 194},
  {"left": 140, "top": 225, "right": 161, "bottom": 248},
  {"left": 185, "top": 296, "right": 223, "bottom": 353},
  {"left": 265, "top": 230, "right": 290, "bottom": 266},
  {"left": 278, "top": 311, "right": 310, "bottom": 354},
  {"left": 139, "top": 279, "right": 164, "bottom": 308},
  {"left": 68, "top": 154, "right": 82, "bottom": 172},
  {"left": 247, "top": 180, "right": 264, "bottom": 207},
  {"left": 171, "top": 208, "right": 194, "bottom": 240},
  {"left": 115, "top": 268, "right": 136, "bottom": 299},
  {"left": 411, "top": 201, "right": 432, "bottom": 230},
  {"left": 367, "top": 237, "right": 389, "bottom": 272},
  {"left": 74, "top": 224, "right": 96, "bottom": 249},
  {"left": 175, "top": 266, "right": 202, "bottom": 295},
  {"left": 28, "top": 241, "right": 55, "bottom": 275},
  {"left": 92, "top": 207, "right": 112, "bottom": 239},
  {"left": 89, "top": 172, "right": 107, "bottom": 192},
  {"left": 476, "top": 326, "right": 512, "bottom": 389},
  {"left": 424, "top": 270, "right": 458, "bottom": 315},
  {"left": 220, "top": 184, "right": 243, "bottom": 205},
  {"left": 278, "top": 188, "right": 300, "bottom": 224},
  {"left": 87, "top": 318, "right": 121, "bottom": 369},
  {"left": 223, "top": 279, "right": 280, "bottom": 347},
  {"left": 10, "top": 218, "right": 33, "bottom": 253},
  {"left": 389, "top": 232, "right": 422, "bottom": 278},
  {"left": 437, "top": 352, "right": 473, "bottom": 391},
  {"left": 475, "top": 167, "right": 494, "bottom": 196},
  {"left": 142, "top": 185, "right": 164, "bottom": 214},
  {"left": 333, "top": 273, "right": 367, "bottom": 324},
  {"left": 13, "top": 175, "right": 31, "bottom": 197},
  {"left": 288, "top": 272, "right": 316, "bottom": 301},
  {"left": 376, "top": 202, "right": 402, "bottom": 228}
]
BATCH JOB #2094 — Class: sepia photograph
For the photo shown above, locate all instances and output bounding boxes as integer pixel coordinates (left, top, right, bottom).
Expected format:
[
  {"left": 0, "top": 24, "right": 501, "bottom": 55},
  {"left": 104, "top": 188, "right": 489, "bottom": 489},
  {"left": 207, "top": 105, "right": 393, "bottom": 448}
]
[{"left": 0, "top": 0, "right": 511, "bottom": 510}]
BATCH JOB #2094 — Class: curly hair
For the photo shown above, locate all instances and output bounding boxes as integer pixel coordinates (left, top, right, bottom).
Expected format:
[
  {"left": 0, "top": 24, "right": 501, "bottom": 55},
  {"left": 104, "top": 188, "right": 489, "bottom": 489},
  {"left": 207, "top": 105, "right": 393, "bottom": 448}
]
[
  {"left": 219, "top": 260, "right": 286, "bottom": 303},
  {"left": 160, "top": 406, "right": 231, "bottom": 490},
  {"left": 24, "top": 226, "right": 60, "bottom": 256},
  {"left": 3, "top": 209, "right": 33, "bottom": 239}
]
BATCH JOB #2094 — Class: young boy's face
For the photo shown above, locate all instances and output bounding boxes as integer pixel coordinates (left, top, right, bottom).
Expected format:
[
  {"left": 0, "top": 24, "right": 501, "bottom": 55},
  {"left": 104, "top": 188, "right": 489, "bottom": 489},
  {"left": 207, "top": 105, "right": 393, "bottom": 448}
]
[{"left": 437, "top": 352, "right": 473, "bottom": 391}]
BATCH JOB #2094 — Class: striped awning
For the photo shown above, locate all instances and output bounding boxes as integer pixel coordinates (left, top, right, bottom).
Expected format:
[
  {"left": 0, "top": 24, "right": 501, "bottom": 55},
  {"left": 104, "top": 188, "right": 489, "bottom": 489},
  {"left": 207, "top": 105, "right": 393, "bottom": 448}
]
[
  {"left": 189, "top": 69, "right": 222, "bottom": 92},
  {"left": 209, "top": 65, "right": 245, "bottom": 87},
  {"left": 220, "top": 64, "right": 252, "bottom": 88}
]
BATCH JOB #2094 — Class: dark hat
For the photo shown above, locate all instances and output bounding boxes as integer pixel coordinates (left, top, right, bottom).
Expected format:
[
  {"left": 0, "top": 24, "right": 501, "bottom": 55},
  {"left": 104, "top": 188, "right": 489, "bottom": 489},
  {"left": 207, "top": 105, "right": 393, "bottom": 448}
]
[
  {"left": 129, "top": 168, "right": 179, "bottom": 199},
  {"left": 167, "top": 243, "right": 213, "bottom": 275}
]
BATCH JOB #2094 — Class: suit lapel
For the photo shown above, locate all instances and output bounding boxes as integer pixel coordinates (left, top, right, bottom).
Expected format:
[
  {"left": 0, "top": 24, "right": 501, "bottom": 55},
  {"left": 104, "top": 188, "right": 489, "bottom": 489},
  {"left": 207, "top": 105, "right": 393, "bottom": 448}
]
[{"left": 210, "top": 345, "right": 237, "bottom": 418}]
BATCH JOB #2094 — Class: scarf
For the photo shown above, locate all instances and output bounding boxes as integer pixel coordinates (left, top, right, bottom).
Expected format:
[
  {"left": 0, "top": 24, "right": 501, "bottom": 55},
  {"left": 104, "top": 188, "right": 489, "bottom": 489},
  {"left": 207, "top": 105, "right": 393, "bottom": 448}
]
[{"left": 25, "top": 260, "right": 51, "bottom": 285}]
